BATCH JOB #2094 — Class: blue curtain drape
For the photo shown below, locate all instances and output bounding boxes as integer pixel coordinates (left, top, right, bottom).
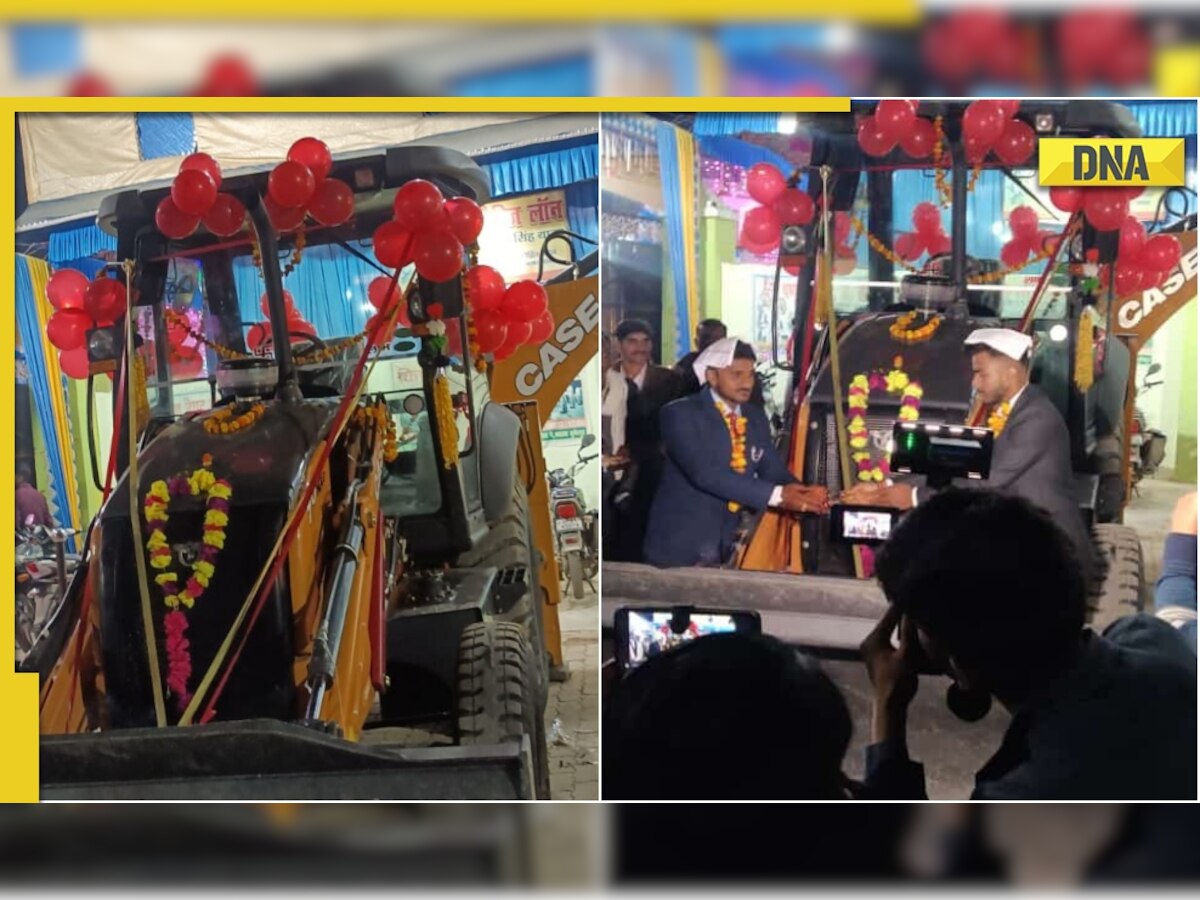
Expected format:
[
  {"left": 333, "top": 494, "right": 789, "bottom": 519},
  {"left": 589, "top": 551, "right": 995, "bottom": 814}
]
[
  {"left": 48, "top": 223, "right": 116, "bottom": 266},
  {"left": 233, "top": 240, "right": 378, "bottom": 338},
  {"left": 15, "top": 256, "right": 75, "bottom": 541},
  {"left": 564, "top": 179, "right": 599, "bottom": 260},
  {"left": 692, "top": 113, "right": 782, "bottom": 138},
  {"left": 655, "top": 122, "right": 692, "bottom": 360},
  {"left": 479, "top": 138, "right": 598, "bottom": 198}
]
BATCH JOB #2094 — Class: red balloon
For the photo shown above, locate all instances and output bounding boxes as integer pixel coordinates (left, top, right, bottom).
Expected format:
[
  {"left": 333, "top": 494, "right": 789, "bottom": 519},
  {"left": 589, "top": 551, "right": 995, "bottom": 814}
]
[
  {"left": 260, "top": 289, "right": 297, "bottom": 317},
  {"left": 740, "top": 205, "right": 781, "bottom": 250},
  {"left": 899, "top": 117, "right": 936, "bottom": 159},
  {"left": 500, "top": 320, "right": 532, "bottom": 351},
  {"left": 1140, "top": 268, "right": 1168, "bottom": 291},
  {"left": 368, "top": 275, "right": 398, "bottom": 311},
  {"left": 287, "top": 137, "right": 332, "bottom": 182},
  {"left": 772, "top": 189, "right": 814, "bottom": 227},
  {"left": 1104, "top": 30, "right": 1151, "bottom": 86},
  {"left": 993, "top": 99, "right": 1021, "bottom": 119},
  {"left": 393, "top": 179, "right": 446, "bottom": 230},
  {"left": 962, "top": 100, "right": 1006, "bottom": 147},
  {"left": 1083, "top": 189, "right": 1128, "bottom": 232},
  {"left": 963, "top": 133, "right": 990, "bottom": 165},
  {"left": 474, "top": 310, "right": 508, "bottom": 354},
  {"left": 308, "top": 178, "right": 354, "bottom": 227},
  {"left": 180, "top": 152, "right": 222, "bottom": 189},
  {"left": 411, "top": 229, "right": 464, "bottom": 283},
  {"left": 922, "top": 19, "right": 974, "bottom": 82},
  {"left": 155, "top": 196, "right": 200, "bottom": 240},
  {"left": 1114, "top": 261, "right": 1143, "bottom": 297},
  {"left": 194, "top": 54, "right": 258, "bottom": 96},
  {"left": 365, "top": 313, "right": 398, "bottom": 349},
  {"left": 84, "top": 278, "right": 127, "bottom": 323},
  {"left": 268, "top": 161, "right": 316, "bottom": 209},
  {"left": 66, "top": 72, "right": 113, "bottom": 97},
  {"left": 202, "top": 193, "right": 246, "bottom": 237},
  {"left": 1118, "top": 216, "right": 1146, "bottom": 261},
  {"left": 47, "top": 309, "right": 93, "bottom": 351},
  {"left": 1009, "top": 205, "right": 1039, "bottom": 238},
  {"left": 745, "top": 163, "right": 787, "bottom": 206},
  {"left": 246, "top": 323, "right": 269, "bottom": 352},
  {"left": 781, "top": 255, "right": 805, "bottom": 276},
  {"left": 47, "top": 269, "right": 89, "bottom": 311},
  {"left": 466, "top": 265, "right": 506, "bottom": 313},
  {"left": 856, "top": 115, "right": 896, "bottom": 158},
  {"left": 1050, "top": 186, "right": 1084, "bottom": 214},
  {"left": 1001, "top": 239, "right": 1031, "bottom": 269},
  {"left": 894, "top": 232, "right": 924, "bottom": 261},
  {"left": 373, "top": 222, "right": 413, "bottom": 269},
  {"left": 59, "top": 346, "right": 90, "bottom": 380},
  {"left": 500, "top": 281, "right": 548, "bottom": 324},
  {"left": 263, "top": 193, "right": 306, "bottom": 232},
  {"left": 912, "top": 202, "right": 943, "bottom": 236},
  {"left": 527, "top": 310, "right": 554, "bottom": 345},
  {"left": 875, "top": 99, "right": 917, "bottom": 141},
  {"left": 492, "top": 343, "right": 516, "bottom": 362},
  {"left": 443, "top": 197, "right": 485, "bottom": 245},
  {"left": 993, "top": 119, "right": 1036, "bottom": 166},
  {"left": 1141, "top": 234, "right": 1182, "bottom": 272},
  {"left": 171, "top": 169, "right": 218, "bottom": 217},
  {"left": 926, "top": 233, "right": 951, "bottom": 256}
]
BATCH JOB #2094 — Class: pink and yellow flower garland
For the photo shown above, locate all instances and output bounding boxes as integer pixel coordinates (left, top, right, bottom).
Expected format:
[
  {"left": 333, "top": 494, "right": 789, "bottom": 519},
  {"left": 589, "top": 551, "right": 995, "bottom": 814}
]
[
  {"left": 848, "top": 358, "right": 923, "bottom": 482},
  {"left": 143, "top": 454, "right": 232, "bottom": 711},
  {"left": 717, "top": 403, "right": 749, "bottom": 512}
]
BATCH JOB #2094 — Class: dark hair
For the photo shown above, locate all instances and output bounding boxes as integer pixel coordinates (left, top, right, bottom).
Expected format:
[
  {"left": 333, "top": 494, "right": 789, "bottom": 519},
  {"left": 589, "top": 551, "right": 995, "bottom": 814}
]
[
  {"left": 874, "top": 489, "right": 1088, "bottom": 698},
  {"left": 616, "top": 319, "right": 653, "bottom": 342},
  {"left": 733, "top": 340, "right": 756, "bottom": 362},
  {"left": 17, "top": 463, "right": 33, "bottom": 484},
  {"left": 604, "top": 632, "right": 852, "bottom": 799}
]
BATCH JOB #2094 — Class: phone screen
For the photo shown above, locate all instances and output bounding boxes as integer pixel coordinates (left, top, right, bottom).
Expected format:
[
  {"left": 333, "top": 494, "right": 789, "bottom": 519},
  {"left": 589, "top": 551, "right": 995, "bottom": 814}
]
[
  {"left": 841, "top": 508, "right": 895, "bottom": 541},
  {"left": 622, "top": 610, "right": 751, "bottom": 670}
]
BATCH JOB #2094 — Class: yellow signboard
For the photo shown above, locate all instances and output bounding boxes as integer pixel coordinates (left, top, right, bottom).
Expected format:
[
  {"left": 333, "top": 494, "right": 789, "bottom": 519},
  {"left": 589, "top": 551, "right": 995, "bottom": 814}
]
[{"left": 1039, "top": 138, "right": 1186, "bottom": 187}]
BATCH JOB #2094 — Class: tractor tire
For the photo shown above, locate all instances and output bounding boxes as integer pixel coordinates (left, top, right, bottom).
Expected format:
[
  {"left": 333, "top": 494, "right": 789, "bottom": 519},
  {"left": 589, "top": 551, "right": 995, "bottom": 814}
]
[
  {"left": 455, "top": 469, "right": 549, "bottom": 693},
  {"left": 455, "top": 621, "right": 551, "bottom": 799},
  {"left": 1090, "top": 523, "right": 1145, "bottom": 632},
  {"left": 566, "top": 553, "right": 585, "bottom": 600}
]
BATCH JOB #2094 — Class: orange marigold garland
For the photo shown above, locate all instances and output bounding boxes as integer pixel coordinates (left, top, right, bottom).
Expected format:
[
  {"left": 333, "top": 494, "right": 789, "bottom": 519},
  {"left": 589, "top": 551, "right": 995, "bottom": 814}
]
[
  {"left": 848, "top": 358, "right": 923, "bottom": 482},
  {"left": 716, "top": 403, "right": 749, "bottom": 511},
  {"left": 987, "top": 400, "right": 1012, "bottom": 435},
  {"left": 203, "top": 401, "right": 267, "bottom": 436},
  {"left": 143, "top": 456, "right": 232, "bottom": 712},
  {"left": 889, "top": 310, "right": 942, "bottom": 343}
]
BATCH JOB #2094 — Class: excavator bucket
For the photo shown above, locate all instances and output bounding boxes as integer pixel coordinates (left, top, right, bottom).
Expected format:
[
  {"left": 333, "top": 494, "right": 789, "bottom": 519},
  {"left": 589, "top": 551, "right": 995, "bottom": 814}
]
[{"left": 39, "top": 720, "right": 534, "bottom": 800}]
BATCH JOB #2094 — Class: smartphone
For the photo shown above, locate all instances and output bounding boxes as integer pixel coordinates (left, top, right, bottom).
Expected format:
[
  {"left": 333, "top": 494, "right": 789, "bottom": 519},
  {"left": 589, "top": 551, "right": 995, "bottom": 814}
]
[
  {"left": 613, "top": 606, "right": 762, "bottom": 673},
  {"left": 829, "top": 504, "right": 899, "bottom": 544}
]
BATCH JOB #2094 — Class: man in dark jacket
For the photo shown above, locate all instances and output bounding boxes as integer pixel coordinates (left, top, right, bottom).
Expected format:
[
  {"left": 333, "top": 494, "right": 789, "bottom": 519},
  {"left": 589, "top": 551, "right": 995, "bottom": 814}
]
[
  {"left": 674, "top": 318, "right": 765, "bottom": 405},
  {"left": 644, "top": 339, "right": 827, "bottom": 567},
  {"left": 860, "top": 489, "right": 1197, "bottom": 800},
  {"left": 843, "top": 328, "right": 1097, "bottom": 583}
]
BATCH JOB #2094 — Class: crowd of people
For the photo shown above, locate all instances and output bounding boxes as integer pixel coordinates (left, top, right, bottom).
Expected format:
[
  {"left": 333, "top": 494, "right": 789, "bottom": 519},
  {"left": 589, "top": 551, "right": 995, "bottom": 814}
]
[{"left": 600, "top": 317, "right": 1197, "bottom": 801}]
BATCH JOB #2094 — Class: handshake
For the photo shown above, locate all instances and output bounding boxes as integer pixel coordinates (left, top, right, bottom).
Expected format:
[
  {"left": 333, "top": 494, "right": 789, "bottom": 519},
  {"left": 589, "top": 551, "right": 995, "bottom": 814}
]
[{"left": 777, "top": 481, "right": 916, "bottom": 515}]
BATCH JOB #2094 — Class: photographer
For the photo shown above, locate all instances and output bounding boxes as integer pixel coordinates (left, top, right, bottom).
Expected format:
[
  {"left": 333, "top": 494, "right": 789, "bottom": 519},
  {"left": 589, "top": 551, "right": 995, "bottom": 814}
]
[
  {"left": 604, "top": 632, "right": 854, "bottom": 799},
  {"left": 860, "top": 489, "right": 1196, "bottom": 800}
]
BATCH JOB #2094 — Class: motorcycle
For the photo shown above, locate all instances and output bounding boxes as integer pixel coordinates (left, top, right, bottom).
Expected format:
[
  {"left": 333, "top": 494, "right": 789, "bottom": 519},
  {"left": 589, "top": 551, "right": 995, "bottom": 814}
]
[
  {"left": 1130, "top": 363, "right": 1168, "bottom": 494},
  {"left": 549, "top": 433, "right": 599, "bottom": 600},
  {"left": 15, "top": 516, "right": 79, "bottom": 660}
]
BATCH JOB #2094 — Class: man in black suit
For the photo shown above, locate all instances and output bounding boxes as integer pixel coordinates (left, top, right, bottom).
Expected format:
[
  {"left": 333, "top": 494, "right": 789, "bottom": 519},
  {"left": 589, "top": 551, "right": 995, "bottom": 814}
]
[
  {"left": 842, "top": 327, "right": 1096, "bottom": 580},
  {"left": 644, "top": 339, "right": 828, "bottom": 567},
  {"left": 610, "top": 318, "right": 685, "bottom": 562}
]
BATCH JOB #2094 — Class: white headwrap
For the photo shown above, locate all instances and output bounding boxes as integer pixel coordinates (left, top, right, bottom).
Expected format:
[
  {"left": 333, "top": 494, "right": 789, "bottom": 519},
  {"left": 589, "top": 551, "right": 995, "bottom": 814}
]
[
  {"left": 964, "top": 328, "right": 1033, "bottom": 362},
  {"left": 692, "top": 336, "right": 740, "bottom": 385}
]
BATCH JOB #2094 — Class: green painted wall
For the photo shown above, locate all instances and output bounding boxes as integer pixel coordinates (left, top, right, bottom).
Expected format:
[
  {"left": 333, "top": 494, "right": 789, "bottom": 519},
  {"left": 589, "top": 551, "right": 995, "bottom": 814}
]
[
  {"left": 701, "top": 216, "right": 736, "bottom": 321},
  {"left": 1169, "top": 298, "right": 1197, "bottom": 483}
]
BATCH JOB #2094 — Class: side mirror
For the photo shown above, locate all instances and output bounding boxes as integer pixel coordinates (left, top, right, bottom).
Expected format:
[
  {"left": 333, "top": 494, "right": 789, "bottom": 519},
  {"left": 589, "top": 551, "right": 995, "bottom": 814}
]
[{"left": 579, "top": 433, "right": 596, "bottom": 451}]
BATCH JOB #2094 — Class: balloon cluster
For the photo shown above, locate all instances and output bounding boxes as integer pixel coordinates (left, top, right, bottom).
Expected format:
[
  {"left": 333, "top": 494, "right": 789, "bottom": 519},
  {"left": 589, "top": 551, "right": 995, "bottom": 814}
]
[
  {"left": 370, "top": 178, "right": 485, "bottom": 285},
  {"left": 959, "top": 100, "right": 1033, "bottom": 166},
  {"left": 246, "top": 290, "right": 318, "bottom": 353},
  {"left": 469, "top": 270, "right": 554, "bottom": 362},
  {"left": 894, "top": 202, "right": 951, "bottom": 262},
  {"left": 921, "top": 11, "right": 1023, "bottom": 85},
  {"left": 1058, "top": 10, "right": 1150, "bottom": 88},
  {"left": 1111, "top": 217, "right": 1183, "bottom": 298},
  {"left": 1050, "top": 185, "right": 1145, "bottom": 233},
  {"left": 156, "top": 152, "right": 240, "bottom": 240},
  {"left": 737, "top": 163, "right": 814, "bottom": 254},
  {"left": 67, "top": 54, "right": 260, "bottom": 98},
  {"left": 1000, "top": 206, "right": 1061, "bottom": 269},
  {"left": 856, "top": 100, "right": 934, "bottom": 159},
  {"left": 45, "top": 269, "right": 128, "bottom": 379}
]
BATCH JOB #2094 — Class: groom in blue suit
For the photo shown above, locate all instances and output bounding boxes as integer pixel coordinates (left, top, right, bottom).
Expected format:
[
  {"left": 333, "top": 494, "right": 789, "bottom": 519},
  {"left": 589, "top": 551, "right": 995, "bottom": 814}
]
[{"left": 643, "top": 339, "right": 829, "bottom": 567}]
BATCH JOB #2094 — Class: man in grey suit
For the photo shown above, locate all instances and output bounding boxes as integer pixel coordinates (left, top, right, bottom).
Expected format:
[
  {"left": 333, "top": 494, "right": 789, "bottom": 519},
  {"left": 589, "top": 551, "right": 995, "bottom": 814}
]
[{"left": 843, "top": 328, "right": 1096, "bottom": 581}]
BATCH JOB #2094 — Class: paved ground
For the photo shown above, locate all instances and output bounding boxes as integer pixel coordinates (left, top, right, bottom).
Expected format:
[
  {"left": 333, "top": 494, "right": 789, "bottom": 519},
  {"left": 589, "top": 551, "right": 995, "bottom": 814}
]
[
  {"left": 1123, "top": 475, "right": 1192, "bottom": 586},
  {"left": 545, "top": 586, "right": 599, "bottom": 800}
]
